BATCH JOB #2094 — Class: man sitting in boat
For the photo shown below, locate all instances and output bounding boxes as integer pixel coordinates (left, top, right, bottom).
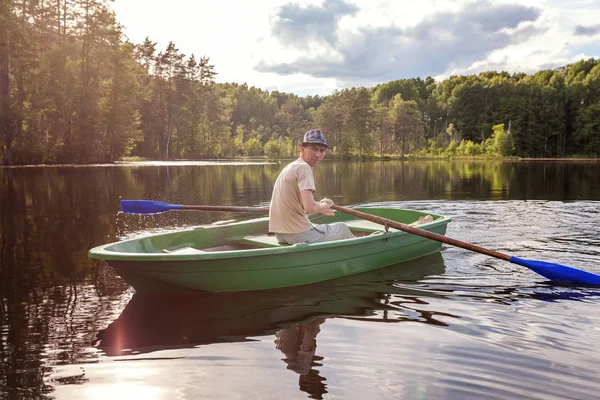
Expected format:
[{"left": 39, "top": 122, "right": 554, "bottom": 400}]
[{"left": 269, "top": 129, "right": 355, "bottom": 244}]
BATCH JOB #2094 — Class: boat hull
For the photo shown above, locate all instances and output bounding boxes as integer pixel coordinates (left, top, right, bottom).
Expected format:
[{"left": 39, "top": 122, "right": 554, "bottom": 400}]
[
  {"left": 96, "top": 254, "right": 447, "bottom": 355},
  {"left": 89, "top": 208, "right": 450, "bottom": 292}
]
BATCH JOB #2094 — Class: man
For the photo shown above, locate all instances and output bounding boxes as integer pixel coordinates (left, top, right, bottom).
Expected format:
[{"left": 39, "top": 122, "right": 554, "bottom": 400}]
[{"left": 269, "top": 129, "right": 355, "bottom": 244}]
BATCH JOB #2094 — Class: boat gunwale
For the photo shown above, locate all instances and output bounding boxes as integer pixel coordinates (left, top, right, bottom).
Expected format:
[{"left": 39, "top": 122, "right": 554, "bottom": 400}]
[{"left": 89, "top": 213, "right": 452, "bottom": 262}]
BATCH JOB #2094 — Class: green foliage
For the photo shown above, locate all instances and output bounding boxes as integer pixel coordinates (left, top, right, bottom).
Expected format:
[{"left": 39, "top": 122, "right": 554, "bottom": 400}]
[
  {"left": 575, "top": 100, "right": 600, "bottom": 156},
  {"left": 264, "top": 137, "right": 294, "bottom": 158},
  {"left": 372, "top": 79, "right": 420, "bottom": 105},
  {"left": 427, "top": 139, "right": 443, "bottom": 156},
  {"left": 264, "top": 139, "right": 283, "bottom": 158},
  {"left": 445, "top": 140, "right": 458, "bottom": 157},
  {"left": 242, "top": 137, "right": 263, "bottom": 157},
  {"left": 455, "top": 140, "right": 483, "bottom": 156},
  {"left": 489, "top": 124, "right": 515, "bottom": 156},
  {"left": 446, "top": 123, "right": 455, "bottom": 138},
  {"left": 2, "top": 0, "right": 600, "bottom": 164},
  {"left": 388, "top": 94, "right": 425, "bottom": 157}
]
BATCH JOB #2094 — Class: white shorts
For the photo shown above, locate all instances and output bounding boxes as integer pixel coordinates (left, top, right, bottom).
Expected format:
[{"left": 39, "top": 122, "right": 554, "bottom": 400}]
[{"left": 275, "top": 222, "right": 355, "bottom": 245}]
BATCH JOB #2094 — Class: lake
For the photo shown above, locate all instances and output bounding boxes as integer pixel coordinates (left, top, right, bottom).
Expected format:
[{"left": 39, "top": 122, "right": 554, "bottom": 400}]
[{"left": 1, "top": 159, "right": 600, "bottom": 399}]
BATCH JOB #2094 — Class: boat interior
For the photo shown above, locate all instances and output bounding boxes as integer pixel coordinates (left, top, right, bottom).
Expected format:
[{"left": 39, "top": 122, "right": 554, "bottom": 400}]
[
  {"left": 162, "top": 218, "right": 430, "bottom": 254},
  {"left": 99, "top": 208, "right": 444, "bottom": 256}
]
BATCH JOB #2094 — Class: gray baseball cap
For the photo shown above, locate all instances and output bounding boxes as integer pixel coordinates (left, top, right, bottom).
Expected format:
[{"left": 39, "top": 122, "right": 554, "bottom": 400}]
[{"left": 302, "top": 129, "right": 328, "bottom": 147}]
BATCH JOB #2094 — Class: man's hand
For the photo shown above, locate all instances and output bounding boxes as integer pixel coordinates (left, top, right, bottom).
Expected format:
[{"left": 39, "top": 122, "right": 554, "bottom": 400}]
[
  {"left": 319, "top": 198, "right": 334, "bottom": 216},
  {"left": 319, "top": 198, "right": 334, "bottom": 207},
  {"left": 301, "top": 191, "right": 334, "bottom": 215}
]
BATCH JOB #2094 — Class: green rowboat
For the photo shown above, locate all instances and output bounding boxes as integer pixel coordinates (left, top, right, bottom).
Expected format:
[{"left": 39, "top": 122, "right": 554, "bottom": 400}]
[{"left": 88, "top": 207, "right": 450, "bottom": 292}]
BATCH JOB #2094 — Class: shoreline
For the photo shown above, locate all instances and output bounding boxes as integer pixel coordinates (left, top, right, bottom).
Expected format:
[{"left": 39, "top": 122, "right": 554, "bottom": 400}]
[{"left": 2, "top": 157, "right": 600, "bottom": 168}]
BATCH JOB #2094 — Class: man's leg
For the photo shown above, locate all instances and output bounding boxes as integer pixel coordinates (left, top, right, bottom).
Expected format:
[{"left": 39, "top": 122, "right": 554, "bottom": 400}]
[
  {"left": 275, "top": 223, "right": 355, "bottom": 244},
  {"left": 308, "top": 223, "right": 355, "bottom": 243}
]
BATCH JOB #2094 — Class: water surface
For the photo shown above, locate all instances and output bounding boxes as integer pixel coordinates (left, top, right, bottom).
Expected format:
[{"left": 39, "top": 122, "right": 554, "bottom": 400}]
[{"left": 1, "top": 160, "right": 600, "bottom": 399}]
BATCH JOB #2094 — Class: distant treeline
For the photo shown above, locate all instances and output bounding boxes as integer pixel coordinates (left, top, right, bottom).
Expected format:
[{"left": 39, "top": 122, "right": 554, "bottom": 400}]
[{"left": 1, "top": 1, "right": 600, "bottom": 165}]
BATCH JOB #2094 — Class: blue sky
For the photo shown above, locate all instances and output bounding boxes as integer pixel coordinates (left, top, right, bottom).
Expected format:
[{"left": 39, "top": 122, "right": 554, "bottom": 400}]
[{"left": 112, "top": 0, "right": 600, "bottom": 96}]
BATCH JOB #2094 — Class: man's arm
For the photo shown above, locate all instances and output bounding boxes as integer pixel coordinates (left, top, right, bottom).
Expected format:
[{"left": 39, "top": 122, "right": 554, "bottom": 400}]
[{"left": 301, "top": 191, "right": 334, "bottom": 216}]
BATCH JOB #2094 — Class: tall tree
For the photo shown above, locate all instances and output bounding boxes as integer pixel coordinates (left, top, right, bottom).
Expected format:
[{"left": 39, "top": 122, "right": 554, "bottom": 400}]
[
  {"left": 347, "top": 87, "right": 372, "bottom": 156},
  {"left": 388, "top": 94, "right": 424, "bottom": 158},
  {"left": 101, "top": 40, "right": 142, "bottom": 162},
  {"left": 0, "top": 0, "right": 14, "bottom": 163}
]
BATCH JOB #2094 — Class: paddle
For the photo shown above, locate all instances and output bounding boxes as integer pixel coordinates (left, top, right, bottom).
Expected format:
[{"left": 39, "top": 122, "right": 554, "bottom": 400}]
[
  {"left": 332, "top": 205, "right": 600, "bottom": 286},
  {"left": 120, "top": 200, "right": 269, "bottom": 215},
  {"left": 120, "top": 200, "right": 600, "bottom": 285}
]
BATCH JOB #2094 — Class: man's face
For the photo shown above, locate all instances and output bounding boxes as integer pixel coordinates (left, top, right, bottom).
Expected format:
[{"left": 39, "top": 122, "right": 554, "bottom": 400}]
[{"left": 300, "top": 144, "right": 327, "bottom": 167}]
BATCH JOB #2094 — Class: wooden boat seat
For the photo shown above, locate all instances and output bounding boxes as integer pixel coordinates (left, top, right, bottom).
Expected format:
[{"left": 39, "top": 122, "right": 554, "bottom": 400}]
[
  {"left": 345, "top": 219, "right": 398, "bottom": 232},
  {"left": 162, "top": 246, "right": 206, "bottom": 254},
  {"left": 241, "top": 219, "right": 404, "bottom": 247},
  {"left": 241, "top": 234, "right": 286, "bottom": 248},
  {"left": 240, "top": 216, "right": 433, "bottom": 247}
]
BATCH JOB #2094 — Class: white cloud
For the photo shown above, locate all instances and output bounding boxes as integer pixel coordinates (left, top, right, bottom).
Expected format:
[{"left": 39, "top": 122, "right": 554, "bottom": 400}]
[
  {"left": 574, "top": 24, "right": 600, "bottom": 36},
  {"left": 271, "top": 0, "right": 359, "bottom": 48},
  {"left": 258, "top": 0, "right": 545, "bottom": 84},
  {"left": 111, "top": 0, "right": 600, "bottom": 95}
]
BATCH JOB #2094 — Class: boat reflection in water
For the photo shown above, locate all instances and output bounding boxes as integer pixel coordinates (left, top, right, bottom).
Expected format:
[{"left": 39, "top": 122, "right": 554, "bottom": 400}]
[{"left": 96, "top": 254, "right": 448, "bottom": 399}]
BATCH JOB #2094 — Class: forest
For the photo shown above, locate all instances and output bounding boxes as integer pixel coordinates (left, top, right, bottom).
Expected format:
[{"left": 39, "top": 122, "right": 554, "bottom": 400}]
[{"left": 1, "top": 0, "right": 600, "bottom": 165}]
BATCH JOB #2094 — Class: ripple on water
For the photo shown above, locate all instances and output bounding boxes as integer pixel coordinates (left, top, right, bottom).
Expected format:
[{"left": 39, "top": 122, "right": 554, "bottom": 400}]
[{"left": 32, "top": 200, "right": 600, "bottom": 399}]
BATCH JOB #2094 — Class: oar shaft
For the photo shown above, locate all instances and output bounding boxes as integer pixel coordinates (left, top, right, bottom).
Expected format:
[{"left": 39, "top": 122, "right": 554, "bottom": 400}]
[
  {"left": 120, "top": 200, "right": 270, "bottom": 215},
  {"left": 181, "top": 205, "right": 269, "bottom": 214},
  {"left": 120, "top": 200, "right": 599, "bottom": 284},
  {"left": 332, "top": 205, "right": 511, "bottom": 262}
]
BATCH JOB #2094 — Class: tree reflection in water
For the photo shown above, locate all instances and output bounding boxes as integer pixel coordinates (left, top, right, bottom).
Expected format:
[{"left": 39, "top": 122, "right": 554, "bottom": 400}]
[{"left": 2, "top": 161, "right": 600, "bottom": 398}]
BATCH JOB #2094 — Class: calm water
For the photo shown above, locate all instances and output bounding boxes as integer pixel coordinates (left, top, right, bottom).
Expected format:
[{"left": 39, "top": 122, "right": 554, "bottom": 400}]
[{"left": 1, "top": 160, "right": 600, "bottom": 399}]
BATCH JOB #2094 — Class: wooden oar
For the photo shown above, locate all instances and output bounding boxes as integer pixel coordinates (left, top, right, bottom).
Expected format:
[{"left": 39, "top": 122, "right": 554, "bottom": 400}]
[
  {"left": 120, "top": 200, "right": 269, "bottom": 215},
  {"left": 121, "top": 200, "right": 600, "bottom": 285},
  {"left": 332, "top": 205, "right": 600, "bottom": 286}
]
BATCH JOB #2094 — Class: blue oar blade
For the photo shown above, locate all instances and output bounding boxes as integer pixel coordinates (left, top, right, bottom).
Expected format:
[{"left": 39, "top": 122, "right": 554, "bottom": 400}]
[
  {"left": 120, "top": 200, "right": 182, "bottom": 214},
  {"left": 510, "top": 256, "right": 600, "bottom": 285}
]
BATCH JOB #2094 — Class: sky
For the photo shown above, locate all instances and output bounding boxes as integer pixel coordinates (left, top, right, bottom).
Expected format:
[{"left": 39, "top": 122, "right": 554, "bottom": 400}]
[{"left": 111, "top": 0, "right": 600, "bottom": 96}]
